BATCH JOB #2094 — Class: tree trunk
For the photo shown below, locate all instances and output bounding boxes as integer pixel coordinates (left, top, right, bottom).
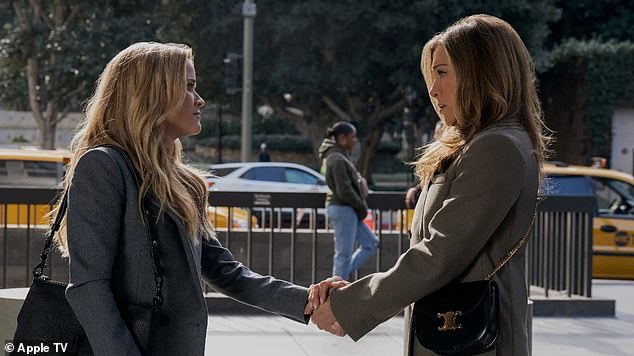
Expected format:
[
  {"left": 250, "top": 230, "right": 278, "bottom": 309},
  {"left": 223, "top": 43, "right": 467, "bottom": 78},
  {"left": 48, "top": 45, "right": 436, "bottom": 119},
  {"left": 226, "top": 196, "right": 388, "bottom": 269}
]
[
  {"left": 291, "top": 113, "right": 329, "bottom": 168},
  {"left": 267, "top": 95, "right": 405, "bottom": 172},
  {"left": 358, "top": 120, "right": 387, "bottom": 180},
  {"left": 540, "top": 61, "right": 588, "bottom": 165},
  {"left": 38, "top": 120, "right": 57, "bottom": 149},
  {"left": 265, "top": 97, "right": 331, "bottom": 168}
]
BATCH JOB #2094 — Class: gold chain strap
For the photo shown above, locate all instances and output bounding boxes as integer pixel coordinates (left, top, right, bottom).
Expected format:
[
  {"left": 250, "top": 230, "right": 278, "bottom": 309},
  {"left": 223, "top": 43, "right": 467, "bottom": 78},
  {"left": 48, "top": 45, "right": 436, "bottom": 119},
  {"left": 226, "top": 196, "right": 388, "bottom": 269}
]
[{"left": 485, "top": 208, "right": 537, "bottom": 281}]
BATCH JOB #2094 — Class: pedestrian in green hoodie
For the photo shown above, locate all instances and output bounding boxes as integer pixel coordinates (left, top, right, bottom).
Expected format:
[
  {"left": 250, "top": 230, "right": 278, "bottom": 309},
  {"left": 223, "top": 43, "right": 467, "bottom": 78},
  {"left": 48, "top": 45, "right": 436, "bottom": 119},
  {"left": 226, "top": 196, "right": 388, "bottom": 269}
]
[{"left": 318, "top": 121, "right": 378, "bottom": 280}]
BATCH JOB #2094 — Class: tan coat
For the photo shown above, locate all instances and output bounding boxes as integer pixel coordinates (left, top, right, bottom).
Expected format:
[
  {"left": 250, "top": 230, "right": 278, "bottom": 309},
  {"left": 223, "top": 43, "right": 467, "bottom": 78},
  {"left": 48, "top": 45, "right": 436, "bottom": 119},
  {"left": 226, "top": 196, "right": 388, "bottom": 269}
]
[{"left": 330, "top": 118, "right": 538, "bottom": 355}]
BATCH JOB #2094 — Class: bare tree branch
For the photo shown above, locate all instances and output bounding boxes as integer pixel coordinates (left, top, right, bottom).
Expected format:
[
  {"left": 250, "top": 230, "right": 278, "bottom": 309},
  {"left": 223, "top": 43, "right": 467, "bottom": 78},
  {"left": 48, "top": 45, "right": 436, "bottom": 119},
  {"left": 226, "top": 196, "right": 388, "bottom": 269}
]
[
  {"left": 264, "top": 96, "right": 304, "bottom": 122},
  {"left": 387, "top": 84, "right": 405, "bottom": 102},
  {"left": 376, "top": 98, "right": 406, "bottom": 121},
  {"left": 52, "top": 108, "right": 68, "bottom": 126},
  {"left": 61, "top": 2, "right": 82, "bottom": 34},
  {"left": 322, "top": 95, "right": 352, "bottom": 121},
  {"left": 346, "top": 96, "right": 363, "bottom": 121},
  {"left": 28, "top": 0, "right": 53, "bottom": 30},
  {"left": 13, "top": 1, "right": 30, "bottom": 27}
]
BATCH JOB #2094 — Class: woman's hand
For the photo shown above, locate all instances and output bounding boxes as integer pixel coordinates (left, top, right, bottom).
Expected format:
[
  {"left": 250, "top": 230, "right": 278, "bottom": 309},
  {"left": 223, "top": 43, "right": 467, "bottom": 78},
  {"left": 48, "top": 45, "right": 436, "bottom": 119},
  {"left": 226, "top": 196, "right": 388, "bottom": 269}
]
[
  {"left": 304, "top": 276, "right": 349, "bottom": 314},
  {"left": 405, "top": 186, "right": 421, "bottom": 209}
]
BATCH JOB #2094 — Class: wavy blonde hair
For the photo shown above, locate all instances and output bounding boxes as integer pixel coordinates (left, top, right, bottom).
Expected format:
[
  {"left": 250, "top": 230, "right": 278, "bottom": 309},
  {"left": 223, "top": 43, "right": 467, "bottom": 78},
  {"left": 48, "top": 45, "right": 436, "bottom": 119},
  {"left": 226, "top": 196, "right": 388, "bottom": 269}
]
[
  {"left": 54, "top": 42, "right": 213, "bottom": 255},
  {"left": 416, "top": 14, "right": 550, "bottom": 183}
]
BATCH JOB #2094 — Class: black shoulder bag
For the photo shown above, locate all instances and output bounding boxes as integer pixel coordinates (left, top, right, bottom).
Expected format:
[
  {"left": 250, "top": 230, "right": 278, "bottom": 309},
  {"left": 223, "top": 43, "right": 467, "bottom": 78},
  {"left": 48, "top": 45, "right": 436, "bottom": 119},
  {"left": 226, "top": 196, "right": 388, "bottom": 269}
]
[
  {"left": 12, "top": 145, "right": 166, "bottom": 356},
  {"left": 413, "top": 211, "right": 536, "bottom": 355}
]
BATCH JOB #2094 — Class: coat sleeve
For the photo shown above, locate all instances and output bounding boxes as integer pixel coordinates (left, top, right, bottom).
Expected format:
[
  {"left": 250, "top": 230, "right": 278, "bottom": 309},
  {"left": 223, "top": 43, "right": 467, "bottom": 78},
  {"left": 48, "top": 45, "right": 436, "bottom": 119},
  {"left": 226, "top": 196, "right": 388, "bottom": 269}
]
[
  {"left": 328, "top": 156, "right": 367, "bottom": 220},
  {"left": 65, "top": 149, "right": 142, "bottom": 356},
  {"left": 330, "top": 133, "right": 526, "bottom": 341},
  {"left": 201, "top": 236, "right": 310, "bottom": 324}
]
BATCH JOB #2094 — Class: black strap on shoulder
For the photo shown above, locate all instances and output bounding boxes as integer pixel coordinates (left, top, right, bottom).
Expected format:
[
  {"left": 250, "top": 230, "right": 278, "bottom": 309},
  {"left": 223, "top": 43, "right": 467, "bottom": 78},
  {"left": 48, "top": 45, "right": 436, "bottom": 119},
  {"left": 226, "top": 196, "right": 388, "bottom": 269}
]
[
  {"left": 33, "top": 191, "right": 68, "bottom": 278},
  {"left": 34, "top": 144, "right": 165, "bottom": 311}
]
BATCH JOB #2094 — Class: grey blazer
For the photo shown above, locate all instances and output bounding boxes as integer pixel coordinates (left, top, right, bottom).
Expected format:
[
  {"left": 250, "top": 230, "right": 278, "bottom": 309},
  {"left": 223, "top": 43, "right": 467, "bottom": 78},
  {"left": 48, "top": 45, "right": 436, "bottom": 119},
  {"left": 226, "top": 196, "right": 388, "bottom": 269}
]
[
  {"left": 65, "top": 147, "right": 309, "bottom": 356},
  {"left": 330, "top": 118, "right": 538, "bottom": 356}
]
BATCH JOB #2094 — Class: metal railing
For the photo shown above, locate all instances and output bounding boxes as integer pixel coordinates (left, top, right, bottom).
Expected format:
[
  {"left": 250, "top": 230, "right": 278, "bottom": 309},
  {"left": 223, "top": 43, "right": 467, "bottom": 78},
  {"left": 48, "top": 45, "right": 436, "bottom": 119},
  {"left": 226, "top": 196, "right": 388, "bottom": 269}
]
[
  {"left": 0, "top": 188, "right": 62, "bottom": 289},
  {"left": 1, "top": 187, "right": 595, "bottom": 298},
  {"left": 527, "top": 196, "right": 595, "bottom": 297},
  {"left": 207, "top": 191, "right": 409, "bottom": 288}
]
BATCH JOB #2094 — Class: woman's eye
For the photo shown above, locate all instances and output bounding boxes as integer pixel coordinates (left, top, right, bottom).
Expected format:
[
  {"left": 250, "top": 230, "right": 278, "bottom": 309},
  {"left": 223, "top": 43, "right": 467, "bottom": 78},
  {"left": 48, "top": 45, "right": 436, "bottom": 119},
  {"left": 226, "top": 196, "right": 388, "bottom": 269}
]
[{"left": 437, "top": 70, "right": 446, "bottom": 78}]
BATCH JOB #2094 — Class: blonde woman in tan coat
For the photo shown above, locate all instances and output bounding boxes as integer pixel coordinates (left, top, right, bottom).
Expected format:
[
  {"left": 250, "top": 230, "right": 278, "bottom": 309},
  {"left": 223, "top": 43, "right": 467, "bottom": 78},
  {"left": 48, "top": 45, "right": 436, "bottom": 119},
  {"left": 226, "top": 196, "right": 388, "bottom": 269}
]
[{"left": 310, "top": 14, "right": 550, "bottom": 355}]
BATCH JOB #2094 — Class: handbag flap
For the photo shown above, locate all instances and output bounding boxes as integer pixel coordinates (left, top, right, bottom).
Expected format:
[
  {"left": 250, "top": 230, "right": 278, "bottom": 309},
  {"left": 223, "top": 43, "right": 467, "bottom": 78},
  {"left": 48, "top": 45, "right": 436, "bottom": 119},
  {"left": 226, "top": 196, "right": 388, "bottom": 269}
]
[
  {"left": 413, "top": 280, "right": 500, "bottom": 355},
  {"left": 416, "top": 280, "right": 494, "bottom": 316}
]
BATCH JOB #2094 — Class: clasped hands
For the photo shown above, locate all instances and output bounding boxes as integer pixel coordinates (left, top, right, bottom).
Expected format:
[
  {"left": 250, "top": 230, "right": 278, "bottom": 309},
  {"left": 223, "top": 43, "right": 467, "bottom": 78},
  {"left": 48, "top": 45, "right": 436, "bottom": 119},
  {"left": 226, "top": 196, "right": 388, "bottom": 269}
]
[{"left": 303, "top": 276, "right": 349, "bottom": 336}]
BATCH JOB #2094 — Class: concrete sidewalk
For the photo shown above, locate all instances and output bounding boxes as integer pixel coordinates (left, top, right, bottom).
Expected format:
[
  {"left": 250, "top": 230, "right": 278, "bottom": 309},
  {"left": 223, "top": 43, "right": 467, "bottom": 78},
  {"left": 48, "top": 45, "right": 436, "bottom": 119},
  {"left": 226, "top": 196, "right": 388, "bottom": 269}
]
[{"left": 205, "top": 280, "right": 634, "bottom": 355}]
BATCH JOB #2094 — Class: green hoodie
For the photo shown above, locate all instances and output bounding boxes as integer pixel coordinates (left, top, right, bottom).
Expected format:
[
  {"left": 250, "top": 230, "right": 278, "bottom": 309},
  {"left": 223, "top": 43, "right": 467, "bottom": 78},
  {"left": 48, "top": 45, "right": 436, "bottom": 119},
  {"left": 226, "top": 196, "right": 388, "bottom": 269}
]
[{"left": 318, "top": 138, "right": 368, "bottom": 220}]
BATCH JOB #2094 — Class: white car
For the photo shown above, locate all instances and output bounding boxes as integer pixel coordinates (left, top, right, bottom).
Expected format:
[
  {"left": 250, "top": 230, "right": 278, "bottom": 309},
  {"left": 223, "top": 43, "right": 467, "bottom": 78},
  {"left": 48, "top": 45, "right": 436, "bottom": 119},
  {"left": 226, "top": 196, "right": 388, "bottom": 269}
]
[
  {"left": 205, "top": 162, "right": 328, "bottom": 228},
  {"left": 205, "top": 162, "right": 382, "bottom": 230},
  {"left": 206, "top": 162, "right": 327, "bottom": 193}
]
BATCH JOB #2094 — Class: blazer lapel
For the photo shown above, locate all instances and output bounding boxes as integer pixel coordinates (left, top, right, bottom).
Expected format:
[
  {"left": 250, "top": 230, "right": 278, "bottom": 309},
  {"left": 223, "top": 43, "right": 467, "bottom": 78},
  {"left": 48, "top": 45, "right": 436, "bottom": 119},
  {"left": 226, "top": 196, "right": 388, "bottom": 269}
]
[
  {"left": 147, "top": 197, "right": 203, "bottom": 294},
  {"left": 410, "top": 181, "right": 430, "bottom": 245}
]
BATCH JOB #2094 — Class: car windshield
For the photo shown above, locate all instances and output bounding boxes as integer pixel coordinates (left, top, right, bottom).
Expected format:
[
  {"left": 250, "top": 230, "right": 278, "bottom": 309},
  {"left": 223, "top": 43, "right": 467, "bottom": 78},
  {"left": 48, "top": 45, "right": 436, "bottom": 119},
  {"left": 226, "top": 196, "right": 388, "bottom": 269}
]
[
  {"left": 541, "top": 175, "right": 594, "bottom": 196},
  {"left": 0, "top": 159, "right": 64, "bottom": 187},
  {"left": 285, "top": 168, "right": 321, "bottom": 185},
  {"left": 601, "top": 178, "right": 634, "bottom": 202},
  {"left": 241, "top": 167, "right": 285, "bottom": 182}
]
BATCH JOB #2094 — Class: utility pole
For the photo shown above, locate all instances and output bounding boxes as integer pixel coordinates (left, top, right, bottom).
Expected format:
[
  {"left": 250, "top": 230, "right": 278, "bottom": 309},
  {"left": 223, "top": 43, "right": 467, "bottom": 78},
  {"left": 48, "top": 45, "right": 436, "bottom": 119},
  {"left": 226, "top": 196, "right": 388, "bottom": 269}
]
[
  {"left": 403, "top": 85, "right": 418, "bottom": 188},
  {"left": 241, "top": 0, "right": 256, "bottom": 162},
  {"left": 216, "top": 105, "right": 223, "bottom": 163}
]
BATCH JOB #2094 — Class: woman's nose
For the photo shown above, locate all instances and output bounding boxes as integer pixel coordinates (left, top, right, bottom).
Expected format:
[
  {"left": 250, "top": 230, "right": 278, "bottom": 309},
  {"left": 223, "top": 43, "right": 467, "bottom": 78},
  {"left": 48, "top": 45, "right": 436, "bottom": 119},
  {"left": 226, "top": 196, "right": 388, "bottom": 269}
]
[
  {"left": 429, "top": 80, "right": 439, "bottom": 97},
  {"left": 195, "top": 92, "right": 206, "bottom": 108}
]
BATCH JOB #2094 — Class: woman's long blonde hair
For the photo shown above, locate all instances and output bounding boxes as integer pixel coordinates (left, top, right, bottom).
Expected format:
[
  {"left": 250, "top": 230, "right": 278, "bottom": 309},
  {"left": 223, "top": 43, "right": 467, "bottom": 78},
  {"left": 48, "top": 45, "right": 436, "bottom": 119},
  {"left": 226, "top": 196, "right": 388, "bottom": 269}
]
[
  {"left": 416, "top": 14, "right": 550, "bottom": 183},
  {"left": 54, "top": 42, "right": 213, "bottom": 255}
]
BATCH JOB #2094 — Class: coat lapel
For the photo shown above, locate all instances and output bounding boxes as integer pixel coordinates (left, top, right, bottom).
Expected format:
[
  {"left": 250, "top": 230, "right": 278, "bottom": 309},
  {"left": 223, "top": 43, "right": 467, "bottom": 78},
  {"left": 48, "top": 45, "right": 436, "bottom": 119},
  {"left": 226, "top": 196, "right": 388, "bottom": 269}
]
[{"left": 147, "top": 197, "right": 203, "bottom": 295}]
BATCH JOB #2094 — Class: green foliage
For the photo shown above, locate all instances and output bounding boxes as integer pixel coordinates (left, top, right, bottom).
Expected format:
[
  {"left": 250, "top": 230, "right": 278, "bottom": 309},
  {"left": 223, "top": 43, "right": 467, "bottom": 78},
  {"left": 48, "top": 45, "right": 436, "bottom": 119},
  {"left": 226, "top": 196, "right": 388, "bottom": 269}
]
[
  {"left": 548, "top": 0, "right": 634, "bottom": 46},
  {"left": 151, "top": 1, "right": 560, "bottom": 169},
  {"left": 145, "top": 1, "right": 243, "bottom": 105},
  {"left": 547, "top": 38, "right": 634, "bottom": 157},
  {"left": 377, "top": 140, "right": 402, "bottom": 155},
  {"left": 254, "top": 115, "right": 299, "bottom": 135},
  {"left": 197, "top": 107, "right": 298, "bottom": 141},
  {"left": 0, "top": 1, "right": 159, "bottom": 111},
  {"left": 10, "top": 134, "right": 28, "bottom": 143},
  {"left": 0, "top": 1, "right": 593, "bottom": 165},
  {"left": 255, "top": 0, "right": 559, "bottom": 101},
  {"left": 199, "top": 134, "right": 313, "bottom": 153}
]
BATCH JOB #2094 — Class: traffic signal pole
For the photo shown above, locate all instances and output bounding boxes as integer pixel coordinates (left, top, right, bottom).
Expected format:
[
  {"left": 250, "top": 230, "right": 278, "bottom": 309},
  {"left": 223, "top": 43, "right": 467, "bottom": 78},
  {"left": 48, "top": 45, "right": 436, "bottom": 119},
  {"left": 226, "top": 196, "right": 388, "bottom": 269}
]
[{"left": 241, "top": 0, "right": 256, "bottom": 162}]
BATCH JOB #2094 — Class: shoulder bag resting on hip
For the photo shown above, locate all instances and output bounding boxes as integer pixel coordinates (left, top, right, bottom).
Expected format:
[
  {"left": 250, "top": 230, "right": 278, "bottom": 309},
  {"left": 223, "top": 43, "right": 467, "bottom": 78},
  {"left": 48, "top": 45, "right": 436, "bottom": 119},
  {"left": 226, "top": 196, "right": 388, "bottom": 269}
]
[
  {"left": 12, "top": 145, "right": 167, "bottom": 356},
  {"left": 413, "top": 210, "right": 536, "bottom": 355}
]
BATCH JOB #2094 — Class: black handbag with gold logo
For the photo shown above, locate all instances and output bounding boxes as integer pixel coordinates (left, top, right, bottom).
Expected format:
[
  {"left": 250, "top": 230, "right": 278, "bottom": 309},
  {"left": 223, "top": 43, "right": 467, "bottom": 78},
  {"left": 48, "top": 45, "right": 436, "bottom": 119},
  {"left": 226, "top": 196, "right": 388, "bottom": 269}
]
[
  {"left": 413, "top": 211, "right": 536, "bottom": 355},
  {"left": 413, "top": 279, "right": 499, "bottom": 355}
]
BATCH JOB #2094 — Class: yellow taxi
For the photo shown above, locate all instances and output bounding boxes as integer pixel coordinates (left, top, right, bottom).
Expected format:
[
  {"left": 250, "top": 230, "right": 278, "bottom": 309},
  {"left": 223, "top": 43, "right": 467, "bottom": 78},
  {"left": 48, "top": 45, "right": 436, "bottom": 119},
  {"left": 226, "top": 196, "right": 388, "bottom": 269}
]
[
  {"left": 0, "top": 147, "right": 70, "bottom": 225},
  {"left": 208, "top": 206, "right": 258, "bottom": 230},
  {"left": 0, "top": 148, "right": 255, "bottom": 229},
  {"left": 544, "top": 162, "right": 634, "bottom": 280}
]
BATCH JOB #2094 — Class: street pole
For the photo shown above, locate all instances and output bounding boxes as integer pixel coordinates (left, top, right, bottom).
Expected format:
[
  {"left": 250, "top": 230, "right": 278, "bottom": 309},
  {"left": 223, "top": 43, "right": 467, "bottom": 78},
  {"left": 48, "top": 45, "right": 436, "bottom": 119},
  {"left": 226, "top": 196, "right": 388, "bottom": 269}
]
[
  {"left": 241, "top": 0, "right": 256, "bottom": 162},
  {"left": 404, "top": 86, "right": 417, "bottom": 187},
  {"left": 217, "top": 105, "right": 223, "bottom": 164}
]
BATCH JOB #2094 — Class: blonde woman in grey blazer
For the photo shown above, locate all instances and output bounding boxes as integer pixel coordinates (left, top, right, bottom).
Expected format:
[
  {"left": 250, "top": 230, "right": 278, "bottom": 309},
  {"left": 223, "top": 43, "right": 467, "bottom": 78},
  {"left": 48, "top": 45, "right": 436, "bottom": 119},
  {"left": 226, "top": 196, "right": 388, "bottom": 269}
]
[
  {"left": 53, "top": 42, "right": 323, "bottom": 355},
  {"left": 311, "top": 15, "right": 551, "bottom": 355}
]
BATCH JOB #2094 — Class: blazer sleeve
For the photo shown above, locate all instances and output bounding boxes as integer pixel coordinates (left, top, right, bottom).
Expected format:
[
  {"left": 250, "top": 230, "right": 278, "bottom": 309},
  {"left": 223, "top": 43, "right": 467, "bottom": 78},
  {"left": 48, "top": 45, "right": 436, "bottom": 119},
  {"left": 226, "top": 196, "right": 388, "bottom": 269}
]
[
  {"left": 201, "top": 236, "right": 310, "bottom": 324},
  {"left": 65, "top": 149, "right": 142, "bottom": 356},
  {"left": 330, "top": 133, "right": 526, "bottom": 341}
]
